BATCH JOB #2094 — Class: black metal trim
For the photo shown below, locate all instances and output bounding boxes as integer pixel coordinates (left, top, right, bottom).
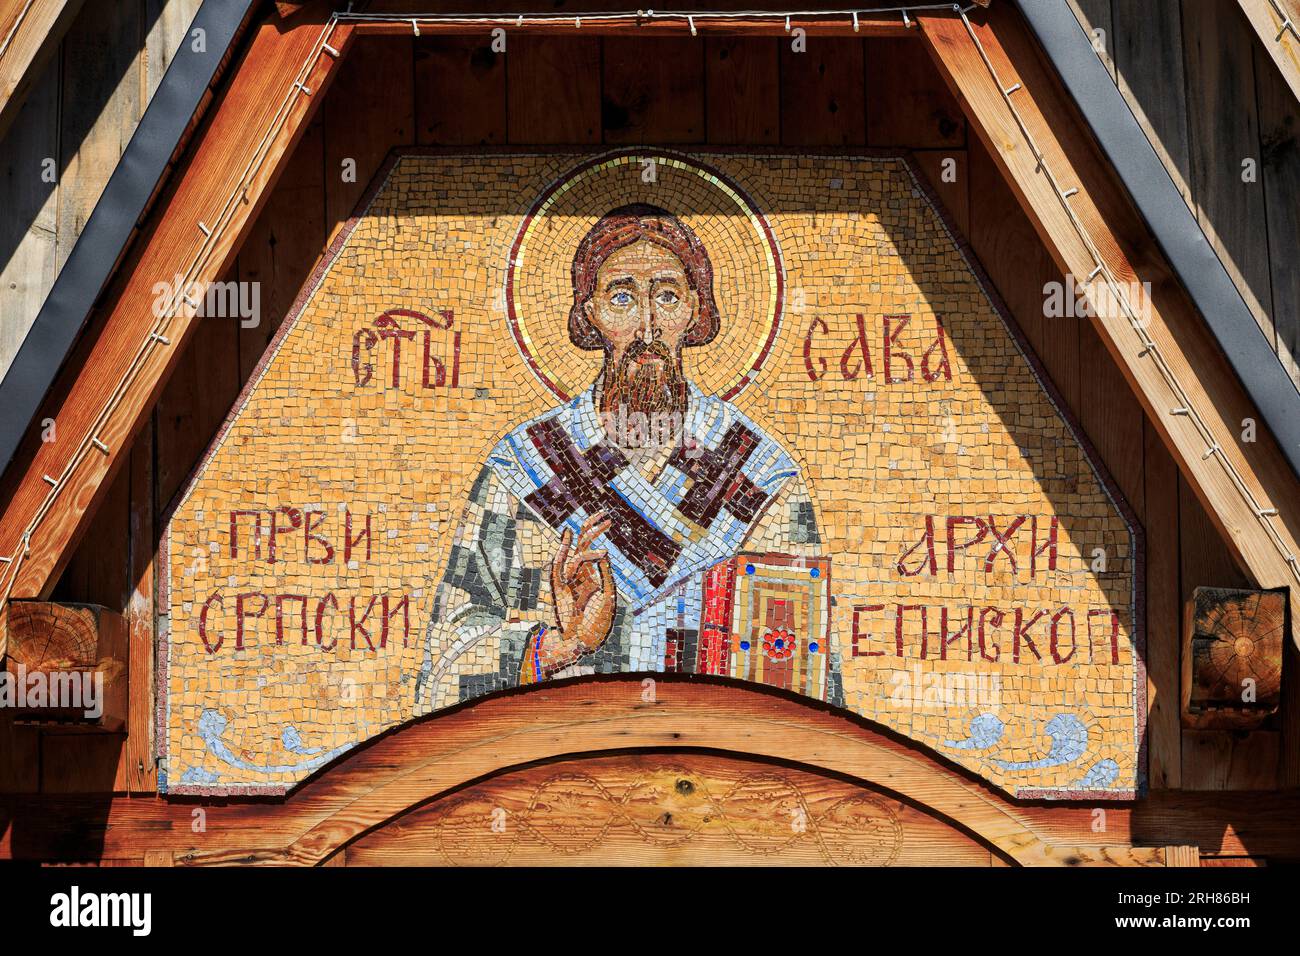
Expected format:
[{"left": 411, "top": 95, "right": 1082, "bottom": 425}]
[
  {"left": 0, "top": 0, "right": 258, "bottom": 475},
  {"left": 1012, "top": 0, "right": 1300, "bottom": 480}
]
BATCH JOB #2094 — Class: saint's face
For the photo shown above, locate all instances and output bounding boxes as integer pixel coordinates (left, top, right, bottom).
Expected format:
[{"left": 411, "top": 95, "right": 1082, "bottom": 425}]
[{"left": 583, "top": 238, "right": 700, "bottom": 371}]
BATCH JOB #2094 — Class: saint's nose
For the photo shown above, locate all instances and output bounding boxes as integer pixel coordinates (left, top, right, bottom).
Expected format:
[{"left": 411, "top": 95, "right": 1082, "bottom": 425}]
[{"left": 639, "top": 286, "right": 661, "bottom": 343}]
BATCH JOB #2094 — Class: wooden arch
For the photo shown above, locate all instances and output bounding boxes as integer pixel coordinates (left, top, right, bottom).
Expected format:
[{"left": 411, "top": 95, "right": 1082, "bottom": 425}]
[{"left": 173, "top": 680, "right": 1164, "bottom": 867}]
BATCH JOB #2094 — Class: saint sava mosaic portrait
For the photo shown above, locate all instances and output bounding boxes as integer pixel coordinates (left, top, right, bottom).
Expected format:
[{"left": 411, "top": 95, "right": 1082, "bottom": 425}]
[
  {"left": 162, "top": 150, "right": 1142, "bottom": 798},
  {"left": 417, "top": 202, "right": 840, "bottom": 707}
]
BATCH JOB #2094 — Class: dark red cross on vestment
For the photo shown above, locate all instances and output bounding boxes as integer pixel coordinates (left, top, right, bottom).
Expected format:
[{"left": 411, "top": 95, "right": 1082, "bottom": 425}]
[
  {"left": 521, "top": 418, "right": 774, "bottom": 590},
  {"left": 523, "top": 418, "right": 681, "bottom": 587},
  {"left": 667, "top": 422, "right": 771, "bottom": 528}
]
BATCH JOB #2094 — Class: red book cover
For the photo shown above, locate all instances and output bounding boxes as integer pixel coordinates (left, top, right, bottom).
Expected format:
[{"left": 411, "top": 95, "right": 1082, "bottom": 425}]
[
  {"left": 700, "top": 552, "right": 831, "bottom": 700},
  {"left": 697, "top": 560, "right": 736, "bottom": 676}
]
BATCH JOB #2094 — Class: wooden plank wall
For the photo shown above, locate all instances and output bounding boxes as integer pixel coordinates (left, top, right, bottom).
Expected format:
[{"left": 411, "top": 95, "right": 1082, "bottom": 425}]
[
  {"left": 1069, "top": 0, "right": 1300, "bottom": 388},
  {"left": 0, "top": 0, "right": 202, "bottom": 795},
  {"left": 1069, "top": 0, "right": 1299, "bottom": 789},
  {"left": 0, "top": 28, "right": 1284, "bottom": 801},
  {"left": 0, "top": 0, "right": 203, "bottom": 382}
]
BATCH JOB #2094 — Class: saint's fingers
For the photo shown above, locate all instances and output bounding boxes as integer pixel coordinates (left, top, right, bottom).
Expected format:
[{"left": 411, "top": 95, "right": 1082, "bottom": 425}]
[
  {"left": 573, "top": 513, "right": 612, "bottom": 555},
  {"left": 571, "top": 571, "right": 599, "bottom": 606},
  {"left": 566, "top": 517, "right": 611, "bottom": 579},
  {"left": 554, "top": 527, "right": 573, "bottom": 571},
  {"left": 564, "top": 547, "right": 609, "bottom": 584},
  {"left": 573, "top": 555, "right": 613, "bottom": 599},
  {"left": 595, "top": 555, "right": 613, "bottom": 594}
]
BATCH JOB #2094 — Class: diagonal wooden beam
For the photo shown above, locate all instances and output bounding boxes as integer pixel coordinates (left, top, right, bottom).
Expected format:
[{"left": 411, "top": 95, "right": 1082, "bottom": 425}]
[
  {"left": 917, "top": 5, "right": 1300, "bottom": 648},
  {"left": 0, "top": 0, "right": 85, "bottom": 143},
  {"left": 0, "top": 2, "right": 353, "bottom": 652},
  {"left": 1238, "top": 0, "right": 1300, "bottom": 106}
]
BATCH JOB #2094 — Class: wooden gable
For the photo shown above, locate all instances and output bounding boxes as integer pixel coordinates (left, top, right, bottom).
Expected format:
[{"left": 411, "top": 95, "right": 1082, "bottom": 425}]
[{"left": 2, "top": 0, "right": 1300, "bottom": 865}]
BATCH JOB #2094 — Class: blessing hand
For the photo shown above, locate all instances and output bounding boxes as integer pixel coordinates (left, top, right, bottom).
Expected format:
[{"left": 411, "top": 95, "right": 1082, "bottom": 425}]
[
  {"left": 525, "top": 511, "right": 616, "bottom": 682},
  {"left": 551, "top": 510, "right": 616, "bottom": 653}
]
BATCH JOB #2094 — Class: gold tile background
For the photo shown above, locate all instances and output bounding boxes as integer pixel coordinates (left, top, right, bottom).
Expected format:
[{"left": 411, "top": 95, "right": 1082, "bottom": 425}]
[{"left": 163, "top": 153, "right": 1139, "bottom": 797}]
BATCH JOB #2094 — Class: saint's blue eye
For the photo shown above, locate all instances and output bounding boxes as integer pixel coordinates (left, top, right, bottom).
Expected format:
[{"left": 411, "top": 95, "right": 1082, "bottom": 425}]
[{"left": 610, "top": 290, "right": 633, "bottom": 306}]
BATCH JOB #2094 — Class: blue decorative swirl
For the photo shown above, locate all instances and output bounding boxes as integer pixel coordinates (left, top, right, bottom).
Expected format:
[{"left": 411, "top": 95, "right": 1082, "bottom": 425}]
[
  {"left": 943, "top": 713, "right": 1005, "bottom": 750},
  {"left": 179, "top": 766, "right": 219, "bottom": 785},
  {"left": 991, "top": 714, "right": 1088, "bottom": 770},
  {"left": 195, "top": 709, "right": 351, "bottom": 776},
  {"left": 1076, "top": 758, "right": 1119, "bottom": 788},
  {"left": 281, "top": 725, "right": 323, "bottom": 756}
]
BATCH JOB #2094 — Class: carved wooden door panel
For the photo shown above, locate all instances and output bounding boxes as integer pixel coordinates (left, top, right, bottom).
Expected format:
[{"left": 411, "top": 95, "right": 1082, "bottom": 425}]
[{"left": 341, "top": 752, "right": 1006, "bottom": 866}]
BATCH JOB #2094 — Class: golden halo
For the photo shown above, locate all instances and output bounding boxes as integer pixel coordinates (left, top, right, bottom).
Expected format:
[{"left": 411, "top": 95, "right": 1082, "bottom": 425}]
[{"left": 505, "top": 150, "right": 784, "bottom": 401}]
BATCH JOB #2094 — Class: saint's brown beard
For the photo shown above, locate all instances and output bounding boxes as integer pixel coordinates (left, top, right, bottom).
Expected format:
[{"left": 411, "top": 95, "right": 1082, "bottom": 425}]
[{"left": 599, "top": 340, "right": 688, "bottom": 449}]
